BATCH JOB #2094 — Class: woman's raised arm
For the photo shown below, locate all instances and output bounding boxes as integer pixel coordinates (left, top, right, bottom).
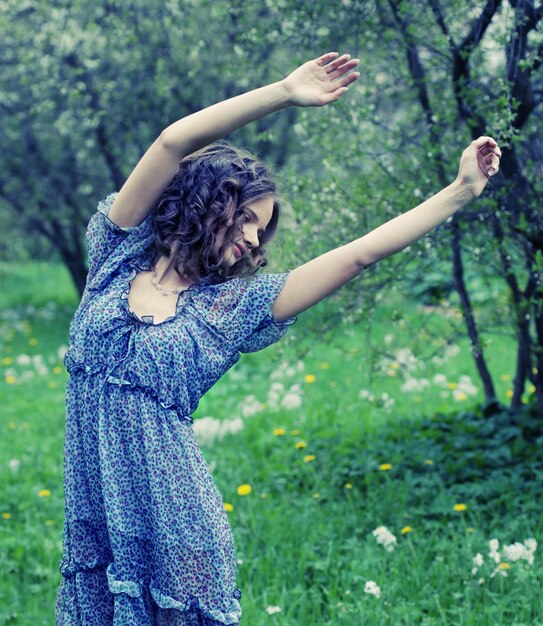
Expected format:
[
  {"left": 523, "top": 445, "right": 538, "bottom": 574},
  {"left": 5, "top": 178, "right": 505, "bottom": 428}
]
[
  {"left": 271, "top": 137, "right": 502, "bottom": 323},
  {"left": 108, "top": 52, "right": 360, "bottom": 228}
]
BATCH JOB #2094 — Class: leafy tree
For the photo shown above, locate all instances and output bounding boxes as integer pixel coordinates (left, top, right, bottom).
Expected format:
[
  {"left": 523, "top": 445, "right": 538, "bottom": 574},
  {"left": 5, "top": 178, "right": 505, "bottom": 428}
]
[{"left": 1, "top": 0, "right": 541, "bottom": 412}]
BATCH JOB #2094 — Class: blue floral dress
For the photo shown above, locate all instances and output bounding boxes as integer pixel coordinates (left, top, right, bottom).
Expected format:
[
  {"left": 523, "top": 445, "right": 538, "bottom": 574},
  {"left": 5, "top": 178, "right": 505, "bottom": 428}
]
[{"left": 55, "top": 194, "right": 296, "bottom": 625}]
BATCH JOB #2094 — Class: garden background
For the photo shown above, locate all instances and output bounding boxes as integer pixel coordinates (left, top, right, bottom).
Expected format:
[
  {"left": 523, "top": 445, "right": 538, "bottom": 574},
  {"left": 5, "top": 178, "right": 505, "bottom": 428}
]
[{"left": 1, "top": 0, "right": 542, "bottom": 624}]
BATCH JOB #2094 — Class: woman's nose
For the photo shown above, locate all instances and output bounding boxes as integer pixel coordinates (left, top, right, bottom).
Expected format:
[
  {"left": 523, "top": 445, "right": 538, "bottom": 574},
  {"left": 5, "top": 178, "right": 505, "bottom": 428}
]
[{"left": 244, "top": 226, "right": 259, "bottom": 249}]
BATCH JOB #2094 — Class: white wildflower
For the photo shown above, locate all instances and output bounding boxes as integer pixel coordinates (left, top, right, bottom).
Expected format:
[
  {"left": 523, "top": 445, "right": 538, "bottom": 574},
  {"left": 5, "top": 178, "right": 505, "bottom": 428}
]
[
  {"left": 503, "top": 542, "right": 527, "bottom": 563},
  {"left": 503, "top": 539, "right": 537, "bottom": 565},
  {"left": 265, "top": 605, "right": 282, "bottom": 615},
  {"left": 8, "top": 459, "right": 21, "bottom": 471},
  {"left": 381, "top": 392, "right": 395, "bottom": 409},
  {"left": 444, "top": 344, "right": 460, "bottom": 359},
  {"left": 372, "top": 526, "right": 397, "bottom": 552},
  {"left": 240, "top": 395, "right": 261, "bottom": 417},
  {"left": 471, "top": 552, "right": 484, "bottom": 575},
  {"left": 488, "top": 538, "right": 500, "bottom": 563},
  {"left": 266, "top": 382, "right": 285, "bottom": 410},
  {"left": 16, "top": 354, "right": 31, "bottom": 366},
  {"left": 192, "top": 416, "right": 244, "bottom": 446},
  {"left": 457, "top": 375, "right": 478, "bottom": 396},
  {"left": 364, "top": 580, "right": 381, "bottom": 598},
  {"left": 280, "top": 391, "right": 302, "bottom": 410},
  {"left": 433, "top": 373, "right": 448, "bottom": 386},
  {"left": 524, "top": 538, "right": 537, "bottom": 554},
  {"left": 400, "top": 377, "right": 430, "bottom": 392}
]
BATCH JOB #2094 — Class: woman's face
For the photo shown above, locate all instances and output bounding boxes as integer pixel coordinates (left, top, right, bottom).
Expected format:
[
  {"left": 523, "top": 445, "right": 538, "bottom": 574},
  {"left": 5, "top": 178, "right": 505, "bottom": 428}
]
[{"left": 215, "top": 196, "right": 275, "bottom": 267}]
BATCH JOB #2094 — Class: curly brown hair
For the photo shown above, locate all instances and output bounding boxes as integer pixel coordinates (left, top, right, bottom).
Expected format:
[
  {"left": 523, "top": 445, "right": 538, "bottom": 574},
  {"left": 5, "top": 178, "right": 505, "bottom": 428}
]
[{"left": 148, "top": 140, "right": 280, "bottom": 284}]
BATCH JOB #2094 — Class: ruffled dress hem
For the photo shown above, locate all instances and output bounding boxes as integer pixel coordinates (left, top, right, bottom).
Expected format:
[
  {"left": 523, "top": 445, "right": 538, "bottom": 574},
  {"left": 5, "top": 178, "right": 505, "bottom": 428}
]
[{"left": 59, "top": 557, "right": 242, "bottom": 625}]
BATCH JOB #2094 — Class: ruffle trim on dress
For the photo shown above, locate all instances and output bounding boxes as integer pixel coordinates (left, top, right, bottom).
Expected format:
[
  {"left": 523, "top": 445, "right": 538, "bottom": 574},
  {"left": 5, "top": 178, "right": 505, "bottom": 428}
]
[
  {"left": 121, "top": 261, "right": 214, "bottom": 327},
  {"left": 64, "top": 355, "right": 195, "bottom": 424},
  {"left": 59, "top": 557, "right": 242, "bottom": 625}
]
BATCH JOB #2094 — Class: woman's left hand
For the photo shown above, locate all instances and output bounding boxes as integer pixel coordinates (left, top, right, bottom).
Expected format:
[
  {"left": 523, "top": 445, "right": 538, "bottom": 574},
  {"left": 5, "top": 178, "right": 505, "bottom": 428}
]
[
  {"left": 456, "top": 136, "right": 502, "bottom": 198},
  {"left": 282, "top": 52, "right": 360, "bottom": 107}
]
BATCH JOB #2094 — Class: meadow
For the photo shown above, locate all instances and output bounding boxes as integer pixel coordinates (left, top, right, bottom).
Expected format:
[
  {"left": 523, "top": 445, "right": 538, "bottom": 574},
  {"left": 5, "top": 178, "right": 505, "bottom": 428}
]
[{"left": 0, "top": 262, "right": 541, "bottom": 625}]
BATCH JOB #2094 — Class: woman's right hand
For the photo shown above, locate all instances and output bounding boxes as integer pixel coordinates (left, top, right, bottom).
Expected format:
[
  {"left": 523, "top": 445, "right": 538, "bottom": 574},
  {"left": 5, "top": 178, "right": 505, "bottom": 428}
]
[{"left": 281, "top": 52, "right": 360, "bottom": 107}]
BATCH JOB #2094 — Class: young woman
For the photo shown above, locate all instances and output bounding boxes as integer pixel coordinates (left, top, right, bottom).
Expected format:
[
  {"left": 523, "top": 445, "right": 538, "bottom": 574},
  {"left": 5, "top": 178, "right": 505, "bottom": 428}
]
[{"left": 55, "top": 52, "right": 500, "bottom": 625}]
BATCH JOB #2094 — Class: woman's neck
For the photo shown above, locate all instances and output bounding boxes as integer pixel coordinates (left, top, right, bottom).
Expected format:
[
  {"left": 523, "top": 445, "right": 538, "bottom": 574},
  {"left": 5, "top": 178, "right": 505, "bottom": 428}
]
[{"left": 153, "top": 255, "right": 193, "bottom": 289}]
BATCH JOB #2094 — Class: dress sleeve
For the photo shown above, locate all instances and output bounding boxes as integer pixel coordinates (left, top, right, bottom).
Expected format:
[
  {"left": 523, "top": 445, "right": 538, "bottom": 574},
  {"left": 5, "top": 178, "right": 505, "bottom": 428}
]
[
  {"left": 200, "top": 272, "right": 297, "bottom": 353},
  {"left": 85, "top": 193, "right": 153, "bottom": 289}
]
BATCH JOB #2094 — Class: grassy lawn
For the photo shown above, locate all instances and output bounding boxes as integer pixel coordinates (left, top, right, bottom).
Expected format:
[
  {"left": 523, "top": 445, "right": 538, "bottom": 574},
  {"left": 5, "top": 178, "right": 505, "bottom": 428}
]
[{"left": 0, "top": 262, "right": 541, "bottom": 625}]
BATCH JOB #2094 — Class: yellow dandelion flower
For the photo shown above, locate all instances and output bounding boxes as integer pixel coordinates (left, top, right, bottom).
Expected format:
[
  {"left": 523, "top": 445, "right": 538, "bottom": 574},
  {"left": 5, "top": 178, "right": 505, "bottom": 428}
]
[
  {"left": 532, "top": 367, "right": 538, "bottom": 375},
  {"left": 29, "top": 338, "right": 38, "bottom": 346},
  {"left": 1, "top": 357, "right": 13, "bottom": 365},
  {"left": 5, "top": 376, "right": 16, "bottom": 384},
  {"left": 378, "top": 463, "right": 392, "bottom": 471},
  {"left": 400, "top": 526, "right": 413, "bottom": 534},
  {"left": 304, "top": 455, "right": 316, "bottom": 463},
  {"left": 290, "top": 429, "right": 300, "bottom": 435},
  {"left": 273, "top": 428, "right": 286, "bottom": 436},
  {"left": 38, "top": 489, "right": 51, "bottom": 497},
  {"left": 48, "top": 381, "right": 58, "bottom": 389},
  {"left": 505, "top": 390, "right": 513, "bottom": 398},
  {"left": 21, "top": 421, "right": 30, "bottom": 430},
  {"left": 390, "top": 361, "right": 400, "bottom": 370},
  {"left": 453, "top": 503, "right": 467, "bottom": 512},
  {"left": 466, "top": 527, "right": 474, "bottom": 533},
  {"left": 53, "top": 366, "right": 63, "bottom": 375},
  {"left": 295, "top": 441, "right": 307, "bottom": 449},
  {"left": 236, "top": 484, "right": 252, "bottom": 496},
  {"left": 424, "top": 459, "right": 434, "bottom": 465},
  {"left": 447, "top": 382, "right": 457, "bottom": 389},
  {"left": 313, "top": 492, "right": 320, "bottom": 499},
  {"left": 45, "top": 519, "right": 54, "bottom": 526},
  {"left": 498, "top": 562, "right": 511, "bottom": 570},
  {"left": 304, "top": 374, "right": 316, "bottom": 384},
  {"left": 224, "top": 503, "right": 234, "bottom": 512},
  {"left": 500, "top": 374, "right": 511, "bottom": 382},
  {"left": 456, "top": 392, "right": 468, "bottom": 401},
  {"left": 2, "top": 513, "right": 12, "bottom": 519},
  {"left": 528, "top": 384, "right": 536, "bottom": 393},
  {"left": 320, "top": 362, "right": 330, "bottom": 369},
  {"left": 344, "top": 483, "right": 353, "bottom": 489},
  {"left": 7, "top": 422, "right": 17, "bottom": 430}
]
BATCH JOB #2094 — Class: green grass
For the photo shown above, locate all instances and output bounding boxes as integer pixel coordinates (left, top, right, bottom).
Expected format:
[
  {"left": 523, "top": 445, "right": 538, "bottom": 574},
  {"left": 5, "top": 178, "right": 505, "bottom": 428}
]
[{"left": 0, "top": 263, "right": 541, "bottom": 625}]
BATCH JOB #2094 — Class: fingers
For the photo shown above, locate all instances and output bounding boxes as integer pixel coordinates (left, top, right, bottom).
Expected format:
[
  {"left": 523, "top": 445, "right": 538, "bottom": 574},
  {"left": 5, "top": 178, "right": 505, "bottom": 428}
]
[
  {"left": 329, "top": 59, "right": 360, "bottom": 83},
  {"left": 334, "top": 69, "right": 360, "bottom": 91},
  {"left": 472, "top": 136, "right": 501, "bottom": 178},
  {"left": 486, "top": 154, "right": 500, "bottom": 177},
  {"left": 324, "top": 54, "right": 356, "bottom": 75},
  {"left": 315, "top": 52, "right": 339, "bottom": 66},
  {"left": 473, "top": 136, "right": 496, "bottom": 149}
]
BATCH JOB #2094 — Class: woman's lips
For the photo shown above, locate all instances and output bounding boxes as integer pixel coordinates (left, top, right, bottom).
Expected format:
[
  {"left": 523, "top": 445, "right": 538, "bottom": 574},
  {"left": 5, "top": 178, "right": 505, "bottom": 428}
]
[{"left": 233, "top": 243, "right": 245, "bottom": 258}]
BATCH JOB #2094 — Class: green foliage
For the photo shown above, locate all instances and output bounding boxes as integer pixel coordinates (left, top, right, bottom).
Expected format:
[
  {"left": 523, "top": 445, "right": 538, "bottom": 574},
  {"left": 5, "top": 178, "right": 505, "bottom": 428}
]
[{"left": 0, "top": 263, "right": 541, "bottom": 624}]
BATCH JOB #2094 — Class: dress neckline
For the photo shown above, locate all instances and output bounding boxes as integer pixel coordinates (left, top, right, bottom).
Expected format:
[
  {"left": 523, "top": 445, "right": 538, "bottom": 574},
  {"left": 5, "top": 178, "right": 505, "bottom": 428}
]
[{"left": 122, "top": 259, "right": 213, "bottom": 326}]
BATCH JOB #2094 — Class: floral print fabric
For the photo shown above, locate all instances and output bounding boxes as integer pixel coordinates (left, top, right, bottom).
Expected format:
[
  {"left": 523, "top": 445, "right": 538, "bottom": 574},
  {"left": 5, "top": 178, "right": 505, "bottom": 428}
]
[{"left": 55, "top": 194, "right": 296, "bottom": 625}]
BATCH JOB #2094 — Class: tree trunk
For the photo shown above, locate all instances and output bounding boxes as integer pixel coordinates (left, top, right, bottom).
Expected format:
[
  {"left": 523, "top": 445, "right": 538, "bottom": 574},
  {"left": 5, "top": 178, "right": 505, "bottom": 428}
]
[{"left": 450, "top": 216, "right": 497, "bottom": 402}]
